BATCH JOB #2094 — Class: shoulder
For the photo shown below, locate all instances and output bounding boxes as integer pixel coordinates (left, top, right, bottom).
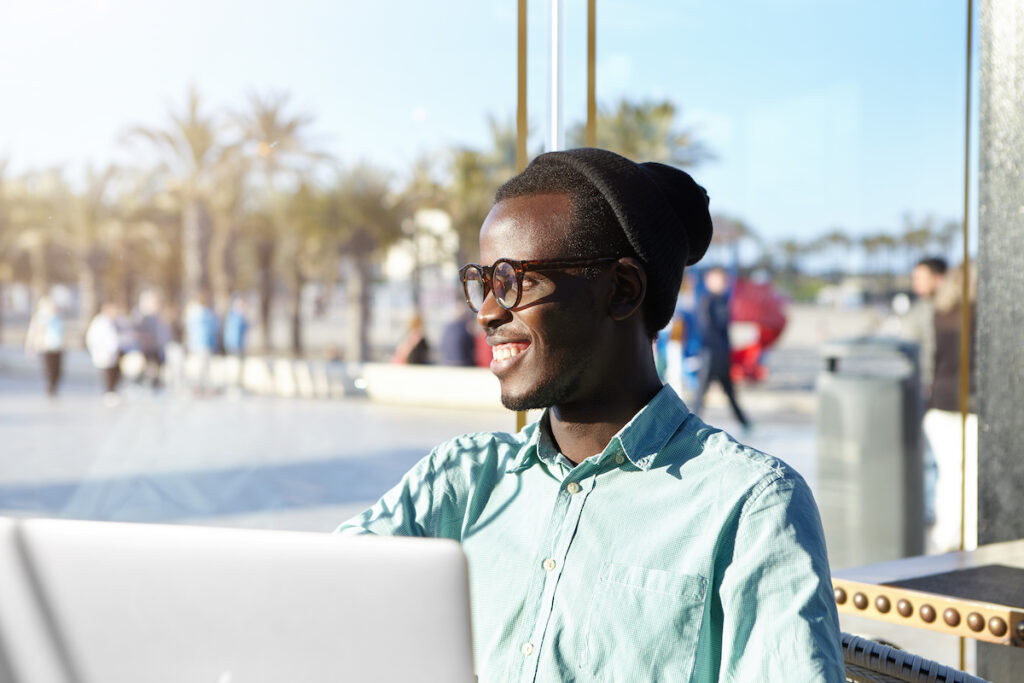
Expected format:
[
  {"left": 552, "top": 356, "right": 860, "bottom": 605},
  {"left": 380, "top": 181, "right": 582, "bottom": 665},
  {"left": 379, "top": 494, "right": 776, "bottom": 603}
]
[
  {"left": 668, "top": 414, "right": 810, "bottom": 503},
  {"left": 427, "top": 428, "right": 530, "bottom": 477}
]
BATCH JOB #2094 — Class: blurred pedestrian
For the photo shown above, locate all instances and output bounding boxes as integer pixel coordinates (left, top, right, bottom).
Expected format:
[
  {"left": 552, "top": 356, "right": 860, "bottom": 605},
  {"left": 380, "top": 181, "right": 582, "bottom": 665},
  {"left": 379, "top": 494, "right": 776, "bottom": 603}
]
[
  {"left": 222, "top": 296, "right": 250, "bottom": 395},
  {"left": 924, "top": 264, "right": 977, "bottom": 553},
  {"left": 691, "top": 267, "right": 750, "bottom": 431},
  {"left": 24, "top": 296, "right": 64, "bottom": 397},
  {"left": 185, "top": 291, "right": 219, "bottom": 395},
  {"left": 134, "top": 290, "right": 171, "bottom": 391},
  {"left": 905, "top": 257, "right": 947, "bottom": 400},
  {"left": 392, "top": 314, "right": 429, "bottom": 365},
  {"left": 438, "top": 307, "right": 476, "bottom": 367},
  {"left": 85, "top": 302, "right": 122, "bottom": 405}
]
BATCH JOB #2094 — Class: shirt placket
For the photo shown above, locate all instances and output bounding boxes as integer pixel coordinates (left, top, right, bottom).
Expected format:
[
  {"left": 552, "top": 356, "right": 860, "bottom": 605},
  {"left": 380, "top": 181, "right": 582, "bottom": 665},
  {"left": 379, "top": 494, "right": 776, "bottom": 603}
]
[{"left": 517, "top": 465, "right": 597, "bottom": 682}]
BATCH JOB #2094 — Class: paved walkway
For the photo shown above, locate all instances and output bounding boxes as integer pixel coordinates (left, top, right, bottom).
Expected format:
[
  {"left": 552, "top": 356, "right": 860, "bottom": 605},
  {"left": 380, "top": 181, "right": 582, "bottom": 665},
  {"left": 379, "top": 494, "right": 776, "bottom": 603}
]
[
  {"left": 0, "top": 364, "right": 816, "bottom": 532},
  {"left": 0, "top": 351, "right": 966, "bottom": 671}
]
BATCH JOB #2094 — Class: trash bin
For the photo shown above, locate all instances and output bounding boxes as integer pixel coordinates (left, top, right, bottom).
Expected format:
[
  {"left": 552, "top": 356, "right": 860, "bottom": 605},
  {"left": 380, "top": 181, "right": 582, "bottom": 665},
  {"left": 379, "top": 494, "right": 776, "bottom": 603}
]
[{"left": 816, "top": 337, "right": 923, "bottom": 569}]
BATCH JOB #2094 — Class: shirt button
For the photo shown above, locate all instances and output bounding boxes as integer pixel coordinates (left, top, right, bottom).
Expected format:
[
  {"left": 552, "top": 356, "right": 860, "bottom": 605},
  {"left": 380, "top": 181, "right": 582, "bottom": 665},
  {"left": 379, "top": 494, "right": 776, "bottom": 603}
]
[
  {"left": 566, "top": 481, "right": 582, "bottom": 494},
  {"left": 615, "top": 454, "right": 626, "bottom": 465},
  {"left": 521, "top": 642, "right": 535, "bottom": 656},
  {"left": 542, "top": 558, "right": 557, "bottom": 571}
]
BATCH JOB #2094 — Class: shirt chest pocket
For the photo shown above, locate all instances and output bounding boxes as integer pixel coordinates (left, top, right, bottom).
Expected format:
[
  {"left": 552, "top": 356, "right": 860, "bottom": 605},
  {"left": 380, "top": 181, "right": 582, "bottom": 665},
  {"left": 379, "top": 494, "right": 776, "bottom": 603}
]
[{"left": 579, "top": 563, "right": 708, "bottom": 683}]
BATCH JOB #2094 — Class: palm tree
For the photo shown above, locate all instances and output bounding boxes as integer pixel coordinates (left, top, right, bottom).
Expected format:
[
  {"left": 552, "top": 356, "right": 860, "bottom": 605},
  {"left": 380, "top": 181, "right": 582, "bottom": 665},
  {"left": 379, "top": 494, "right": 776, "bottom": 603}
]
[
  {"left": 11, "top": 169, "right": 76, "bottom": 303},
  {"left": 397, "top": 156, "right": 448, "bottom": 315},
  {"left": 901, "top": 213, "right": 934, "bottom": 272},
  {"left": 326, "top": 166, "right": 406, "bottom": 362},
  {"left": 73, "top": 164, "right": 118, "bottom": 323},
  {"left": 0, "top": 159, "right": 14, "bottom": 341},
  {"left": 568, "top": 98, "right": 713, "bottom": 167},
  {"left": 444, "top": 147, "right": 497, "bottom": 265},
  {"left": 124, "top": 86, "right": 224, "bottom": 309},
  {"left": 233, "top": 90, "right": 331, "bottom": 353}
]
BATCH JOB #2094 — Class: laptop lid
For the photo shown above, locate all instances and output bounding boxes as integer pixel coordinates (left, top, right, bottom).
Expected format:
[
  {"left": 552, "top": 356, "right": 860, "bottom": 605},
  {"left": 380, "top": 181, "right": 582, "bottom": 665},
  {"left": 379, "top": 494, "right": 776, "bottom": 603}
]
[{"left": 0, "top": 517, "right": 475, "bottom": 683}]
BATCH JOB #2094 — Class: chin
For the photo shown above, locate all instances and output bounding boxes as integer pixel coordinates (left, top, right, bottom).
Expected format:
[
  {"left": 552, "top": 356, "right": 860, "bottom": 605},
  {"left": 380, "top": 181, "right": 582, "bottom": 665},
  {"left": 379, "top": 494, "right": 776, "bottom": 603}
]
[
  {"left": 499, "top": 375, "right": 577, "bottom": 412},
  {"left": 500, "top": 392, "right": 548, "bottom": 412}
]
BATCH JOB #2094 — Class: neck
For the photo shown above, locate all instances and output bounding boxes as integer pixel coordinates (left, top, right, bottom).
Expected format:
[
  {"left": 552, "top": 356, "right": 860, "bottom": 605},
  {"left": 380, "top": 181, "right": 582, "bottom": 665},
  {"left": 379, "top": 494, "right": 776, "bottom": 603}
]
[{"left": 548, "top": 357, "right": 663, "bottom": 464}]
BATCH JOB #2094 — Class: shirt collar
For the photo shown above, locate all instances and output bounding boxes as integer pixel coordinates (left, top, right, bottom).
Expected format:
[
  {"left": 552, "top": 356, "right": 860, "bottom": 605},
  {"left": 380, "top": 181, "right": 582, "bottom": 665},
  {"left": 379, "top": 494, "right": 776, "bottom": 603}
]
[{"left": 506, "top": 384, "right": 690, "bottom": 473}]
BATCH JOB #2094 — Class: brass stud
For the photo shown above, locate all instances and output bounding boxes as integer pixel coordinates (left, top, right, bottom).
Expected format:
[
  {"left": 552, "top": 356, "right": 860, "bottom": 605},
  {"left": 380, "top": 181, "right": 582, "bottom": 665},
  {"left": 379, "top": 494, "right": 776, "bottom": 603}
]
[
  {"left": 920, "top": 604, "right": 937, "bottom": 623},
  {"left": 897, "top": 599, "right": 913, "bottom": 617},
  {"left": 875, "top": 595, "right": 891, "bottom": 613},
  {"left": 988, "top": 617, "right": 1008, "bottom": 638},
  {"left": 853, "top": 592, "right": 868, "bottom": 610},
  {"left": 967, "top": 613, "right": 984, "bottom": 632},
  {"left": 943, "top": 608, "right": 961, "bottom": 627},
  {"left": 834, "top": 587, "right": 847, "bottom": 605},
  {"left": 1015, "top": 619, "right": 1024, "bottom": 640}
]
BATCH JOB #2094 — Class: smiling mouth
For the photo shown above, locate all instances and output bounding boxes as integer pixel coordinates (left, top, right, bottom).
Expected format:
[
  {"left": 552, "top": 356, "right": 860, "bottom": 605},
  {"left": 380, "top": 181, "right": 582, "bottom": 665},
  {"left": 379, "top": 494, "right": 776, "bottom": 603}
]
[{"left": 490, "top": 342, "right": 530, "bottom": 373}]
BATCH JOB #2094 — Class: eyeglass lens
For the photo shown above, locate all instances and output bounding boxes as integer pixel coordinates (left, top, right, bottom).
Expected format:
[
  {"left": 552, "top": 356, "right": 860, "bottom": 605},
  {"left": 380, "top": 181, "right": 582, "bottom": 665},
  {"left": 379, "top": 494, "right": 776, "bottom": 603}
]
[
  {"left": 463, "top": 262, "right": 520, "bottom": 312},
  {"left": 464, "top": 268, "right": 486, "bottom": 311}
]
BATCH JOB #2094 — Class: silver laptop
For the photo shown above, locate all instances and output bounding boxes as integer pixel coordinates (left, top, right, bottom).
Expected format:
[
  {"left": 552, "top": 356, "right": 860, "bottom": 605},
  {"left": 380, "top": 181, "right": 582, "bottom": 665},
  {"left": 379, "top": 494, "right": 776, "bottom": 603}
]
[{"left": 0, "top": 517, "right": 475, "bottom": 683}]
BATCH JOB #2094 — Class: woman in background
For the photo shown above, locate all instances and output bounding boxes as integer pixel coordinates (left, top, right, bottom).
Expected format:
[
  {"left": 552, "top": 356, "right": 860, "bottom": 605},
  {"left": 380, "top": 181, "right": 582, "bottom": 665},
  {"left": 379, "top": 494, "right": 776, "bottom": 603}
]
[{"left": 24, "top": 296, "right": 64, "bottom": 397}]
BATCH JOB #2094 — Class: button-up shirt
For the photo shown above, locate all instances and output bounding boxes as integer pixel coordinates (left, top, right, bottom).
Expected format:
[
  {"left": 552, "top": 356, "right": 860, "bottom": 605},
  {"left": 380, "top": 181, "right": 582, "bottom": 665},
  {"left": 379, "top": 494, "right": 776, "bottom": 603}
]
[{"left": 337, "top": 385, "right": 844, "bottom": 682}]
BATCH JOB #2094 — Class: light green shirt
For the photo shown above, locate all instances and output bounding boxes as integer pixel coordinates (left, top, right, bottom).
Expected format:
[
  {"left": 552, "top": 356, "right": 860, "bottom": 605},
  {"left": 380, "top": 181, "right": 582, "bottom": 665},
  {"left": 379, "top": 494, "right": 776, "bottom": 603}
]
[{"left": 337, "top": 385, "right": 844, "bottom": 682}]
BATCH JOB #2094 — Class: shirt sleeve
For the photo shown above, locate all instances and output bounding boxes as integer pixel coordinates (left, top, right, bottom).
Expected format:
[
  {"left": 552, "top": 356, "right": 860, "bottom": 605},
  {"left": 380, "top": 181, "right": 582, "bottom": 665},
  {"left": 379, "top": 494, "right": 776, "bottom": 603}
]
[
  {"left": 334, "top": 448, "right": 439, "bottom": 537},
  {"left": 717, "top": 473, "right": 845, "bottom": 682},
  {"left": 335, "top": 443, "right": 472, "bottom": 539}
]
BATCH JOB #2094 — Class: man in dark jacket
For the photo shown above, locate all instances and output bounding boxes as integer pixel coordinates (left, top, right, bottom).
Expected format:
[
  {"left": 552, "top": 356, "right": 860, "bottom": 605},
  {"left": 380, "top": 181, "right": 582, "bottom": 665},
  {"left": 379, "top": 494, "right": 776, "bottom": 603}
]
[{"left": 692, "top": 266, "right": 750, "bottom": 430}]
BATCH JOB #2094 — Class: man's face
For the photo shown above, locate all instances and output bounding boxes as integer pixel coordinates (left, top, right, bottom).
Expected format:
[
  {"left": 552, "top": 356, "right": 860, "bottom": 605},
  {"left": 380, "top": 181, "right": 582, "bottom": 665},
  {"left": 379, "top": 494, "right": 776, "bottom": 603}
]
[
  {"left": 912, "top": 265, "right": 942, "bottom": 298},
  {"left": 475, "top": 193, "right": 614, "bottom": 411}
]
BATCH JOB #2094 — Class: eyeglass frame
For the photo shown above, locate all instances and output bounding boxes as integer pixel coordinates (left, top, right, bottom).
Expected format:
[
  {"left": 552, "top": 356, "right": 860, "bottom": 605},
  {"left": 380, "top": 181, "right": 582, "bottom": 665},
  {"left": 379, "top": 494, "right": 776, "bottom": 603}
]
[{"left": 458, "top": 256, "right": 621, "bottom": 313}]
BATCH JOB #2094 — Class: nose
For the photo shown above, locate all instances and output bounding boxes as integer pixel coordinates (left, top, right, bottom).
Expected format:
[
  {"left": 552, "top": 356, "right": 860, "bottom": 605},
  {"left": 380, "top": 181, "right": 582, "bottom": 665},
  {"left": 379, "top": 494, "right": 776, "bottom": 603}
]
[{"left": 475, "top": 289, "right": 512, "bottom": 330}]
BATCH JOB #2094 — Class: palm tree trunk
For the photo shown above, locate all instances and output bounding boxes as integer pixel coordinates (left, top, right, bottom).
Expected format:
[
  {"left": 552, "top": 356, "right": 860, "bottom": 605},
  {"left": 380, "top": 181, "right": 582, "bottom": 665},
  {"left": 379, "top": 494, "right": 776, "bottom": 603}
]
[
  {"left": 345, "top": 252, "right": 372, "bottom": 362},
  {"left": 257, "top": 239, "right": 274, "bottom": 351},
  {"left": 78, "top": 265, "right": 103, "bottom": 328},
  {"left": 289, "top": 262, "right": 305, "bottom": 358},
  {"left": 182, "top": 197, "right": 212, "bottom": 303}
]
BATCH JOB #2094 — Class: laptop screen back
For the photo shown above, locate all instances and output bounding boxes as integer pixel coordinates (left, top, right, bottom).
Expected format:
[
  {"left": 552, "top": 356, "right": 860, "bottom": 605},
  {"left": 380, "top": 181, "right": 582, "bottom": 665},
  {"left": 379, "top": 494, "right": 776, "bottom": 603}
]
[{"left": 0, "top": 518, "right": 475, "bottom": 683}]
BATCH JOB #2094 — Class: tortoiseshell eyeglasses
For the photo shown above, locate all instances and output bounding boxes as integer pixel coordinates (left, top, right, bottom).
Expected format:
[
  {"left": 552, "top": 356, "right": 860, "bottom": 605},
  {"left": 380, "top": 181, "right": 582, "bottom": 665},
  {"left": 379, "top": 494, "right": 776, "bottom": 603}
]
[{"left": 458, "top": 256, "right": 620, "bottom": 312}]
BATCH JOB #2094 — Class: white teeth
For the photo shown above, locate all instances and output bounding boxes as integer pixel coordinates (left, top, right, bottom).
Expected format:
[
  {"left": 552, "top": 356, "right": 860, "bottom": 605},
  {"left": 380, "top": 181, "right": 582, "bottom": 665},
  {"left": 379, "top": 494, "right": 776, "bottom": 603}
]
[{"left": 493, "top": 346, "right": 524, "bottom": 361}]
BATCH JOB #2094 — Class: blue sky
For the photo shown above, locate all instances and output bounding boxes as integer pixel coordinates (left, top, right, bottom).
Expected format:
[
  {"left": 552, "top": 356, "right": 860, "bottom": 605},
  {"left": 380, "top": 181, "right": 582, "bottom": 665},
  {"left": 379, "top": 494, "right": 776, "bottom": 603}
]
[{"left": 0, "top": 0, "right": 974, "bottom": 246}]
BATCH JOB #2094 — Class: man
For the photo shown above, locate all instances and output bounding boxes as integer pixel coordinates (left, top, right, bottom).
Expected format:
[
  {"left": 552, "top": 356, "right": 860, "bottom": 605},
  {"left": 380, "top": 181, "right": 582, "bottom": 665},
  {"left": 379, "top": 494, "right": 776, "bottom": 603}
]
[
  {"left": 691, "top": 266, "right": 751, "bottom": 431},
  {"left": 338, "top": 148, "right": 843, "bottom": 682},
  {"left": 906, "top": 257, "right": 947, "bottom": 400},
  {"left": 439, "top": 306, "right": 478, "bottom": 367}
]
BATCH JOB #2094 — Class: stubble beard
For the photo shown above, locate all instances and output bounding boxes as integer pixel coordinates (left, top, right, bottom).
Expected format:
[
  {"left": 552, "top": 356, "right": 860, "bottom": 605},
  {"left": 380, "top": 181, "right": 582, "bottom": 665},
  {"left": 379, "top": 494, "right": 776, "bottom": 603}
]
[{"left": 499, "top": 353, "right": 585, "bottom": 412}]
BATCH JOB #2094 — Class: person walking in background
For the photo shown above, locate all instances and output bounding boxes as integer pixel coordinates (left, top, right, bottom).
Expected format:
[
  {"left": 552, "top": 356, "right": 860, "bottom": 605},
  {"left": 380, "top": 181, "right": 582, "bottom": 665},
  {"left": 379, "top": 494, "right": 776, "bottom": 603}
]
[
  {"left": 24, "top": 296, "right": 64, "bottom": 397},
  {"left": 906, "top": 257, "right": 947, "bottom": 400},
  {"left": 900, "top": 257, "right": 947, "bottom": 531},
  {"left": 85, "top": 302, "right": 122, "bottom": 406},
  {"left": 924, "top": 264, "right": 977, "bottom": 554},
  {"left": 134, "top": 290, "right": 170, "bottom": 391},
  {"left": 222, "top": 296, "right": 249, "bottom": 396},
  {"left": 392, "top": 314, "right": 430, "bottom": 365},
  {"left": 438, "top": 307, "right": 476, "bottom": 367},
  {"left": 185, "top": 291, "right": 220, "bottom": 396},
  {"left": 691, "top": 266, "right": 751, "bottom": 431}
]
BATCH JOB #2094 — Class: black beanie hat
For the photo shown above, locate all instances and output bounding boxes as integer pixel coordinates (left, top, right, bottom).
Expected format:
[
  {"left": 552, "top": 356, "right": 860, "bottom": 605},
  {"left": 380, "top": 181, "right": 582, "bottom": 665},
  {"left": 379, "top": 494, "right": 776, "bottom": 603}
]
[{"left": 524, "top": 147, "right": 713, "bottom": 332}]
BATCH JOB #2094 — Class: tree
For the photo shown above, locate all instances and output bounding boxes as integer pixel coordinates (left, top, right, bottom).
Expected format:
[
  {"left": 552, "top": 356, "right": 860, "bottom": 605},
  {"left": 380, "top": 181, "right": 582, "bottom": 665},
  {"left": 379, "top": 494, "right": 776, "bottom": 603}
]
[
  {"left": 397, "top": 156, "right": 448, "bottom": 315},
  {"left": 125, "top": 86, "right": 225, "bottom": 309},
  {"left": 10, "top": 169, "right": 76, "bottom": 303},
  {"left": 568, "top": 98, "right": 713, "bottom": 167},
  {"left": 326, "top": 166, "right": 406, "bottom": 362},
  {"left": 441, "top": 116, "right": 529, "bottom": 267},
  {"left": 233, "top": 90, "right": 331, "bottom": 353},
  {"left": 0, "top": 159, "right": 14, "bottom": 341},
  {"left": 73, "top": 165, "right": 118, "bottom": 323}
]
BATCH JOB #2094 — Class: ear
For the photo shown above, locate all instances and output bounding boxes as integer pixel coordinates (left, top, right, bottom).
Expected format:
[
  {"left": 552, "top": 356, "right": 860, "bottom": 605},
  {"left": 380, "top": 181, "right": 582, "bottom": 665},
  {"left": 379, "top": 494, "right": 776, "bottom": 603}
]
[{"left": 608, "top": 257, "right": 647, "bottom": 321}]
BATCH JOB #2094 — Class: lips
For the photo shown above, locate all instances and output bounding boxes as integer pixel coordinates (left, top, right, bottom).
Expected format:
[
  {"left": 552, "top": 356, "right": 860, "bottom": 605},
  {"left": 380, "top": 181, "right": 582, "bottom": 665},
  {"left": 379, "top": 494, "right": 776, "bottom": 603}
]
[{"left": 489, "top": 341, "right": 530, "bottom": 374}]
